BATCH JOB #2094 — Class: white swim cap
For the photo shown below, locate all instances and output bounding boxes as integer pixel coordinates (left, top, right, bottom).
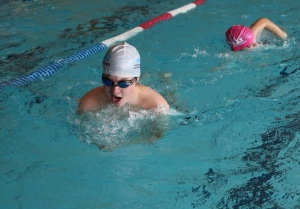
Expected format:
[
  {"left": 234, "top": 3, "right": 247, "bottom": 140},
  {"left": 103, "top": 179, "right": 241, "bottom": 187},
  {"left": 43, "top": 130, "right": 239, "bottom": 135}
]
[{"left": 102, "top": 42, "right": 141, "bottom": 77}]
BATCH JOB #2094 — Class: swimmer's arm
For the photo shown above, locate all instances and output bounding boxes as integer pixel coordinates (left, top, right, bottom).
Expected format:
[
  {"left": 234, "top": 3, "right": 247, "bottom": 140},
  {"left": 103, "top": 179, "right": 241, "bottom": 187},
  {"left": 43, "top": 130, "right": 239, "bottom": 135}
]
[
  {"left": 153, "top": 95, "right": 170, "bottom": 113},
  {"left": 141, "top": 86, "right": 170, "bottom": 112},
  {"left": 250, "top": 17, "right": 287, "bottom": 41},
  {"left": 77, "top": 96, "right": 98, "bottom": 114},
  {"left": 77, "top": 87, "right": 105, "bottom": 114},
  {"left": 154, "top": 92, "right": 169, "bottom": 109},
  {"left": 148, "top": 93, "right": 170, "bottom": 113}
]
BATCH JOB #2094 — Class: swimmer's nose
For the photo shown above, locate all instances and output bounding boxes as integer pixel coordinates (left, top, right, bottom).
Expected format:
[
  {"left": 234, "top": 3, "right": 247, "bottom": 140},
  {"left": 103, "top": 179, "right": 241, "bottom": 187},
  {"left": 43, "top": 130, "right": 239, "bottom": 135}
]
[{"left": 111, "top": 85, "right": 121, "bottom": 94}]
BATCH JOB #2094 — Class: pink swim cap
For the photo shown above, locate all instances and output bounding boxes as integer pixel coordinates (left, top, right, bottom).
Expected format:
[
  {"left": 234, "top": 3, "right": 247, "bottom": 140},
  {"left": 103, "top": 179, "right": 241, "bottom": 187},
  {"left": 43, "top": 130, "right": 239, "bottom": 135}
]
[{"left": 225, "top": 25, "right": 254, "bottom": 51}]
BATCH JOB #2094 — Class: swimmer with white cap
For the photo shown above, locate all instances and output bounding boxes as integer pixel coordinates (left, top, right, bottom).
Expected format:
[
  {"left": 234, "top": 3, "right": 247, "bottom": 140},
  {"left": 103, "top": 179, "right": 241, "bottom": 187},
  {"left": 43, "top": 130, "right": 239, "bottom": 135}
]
[
  {"left": 77, "top": 42, "right": 169, "bottom": 113},
  {"left": 225, "top": 17, "right": 287, "bottom": 51}
]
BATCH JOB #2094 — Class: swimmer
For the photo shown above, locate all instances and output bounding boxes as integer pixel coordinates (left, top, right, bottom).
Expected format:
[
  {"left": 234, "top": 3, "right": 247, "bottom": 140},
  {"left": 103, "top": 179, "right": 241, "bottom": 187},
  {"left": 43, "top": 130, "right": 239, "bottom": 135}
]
[
  {"left": 77, "top": 42, "right": 169, "bottom": 113},
  {"left": 225, "top": 17, "right": 287, "bottom": 51}
]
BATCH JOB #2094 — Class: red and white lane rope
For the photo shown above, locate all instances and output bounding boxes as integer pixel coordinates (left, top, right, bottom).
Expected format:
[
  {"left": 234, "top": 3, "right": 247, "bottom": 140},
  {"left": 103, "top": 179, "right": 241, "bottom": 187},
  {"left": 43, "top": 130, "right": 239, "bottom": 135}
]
[{"left": 102, "top": 0, "right": 206, "bottom": 46}]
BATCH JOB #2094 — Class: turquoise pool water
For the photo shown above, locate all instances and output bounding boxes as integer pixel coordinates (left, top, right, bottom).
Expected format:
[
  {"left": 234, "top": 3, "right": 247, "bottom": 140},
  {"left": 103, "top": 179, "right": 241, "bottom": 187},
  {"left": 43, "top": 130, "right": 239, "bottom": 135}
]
[{"left": 1, "top": 0, "right": 300, "bottom": 208}]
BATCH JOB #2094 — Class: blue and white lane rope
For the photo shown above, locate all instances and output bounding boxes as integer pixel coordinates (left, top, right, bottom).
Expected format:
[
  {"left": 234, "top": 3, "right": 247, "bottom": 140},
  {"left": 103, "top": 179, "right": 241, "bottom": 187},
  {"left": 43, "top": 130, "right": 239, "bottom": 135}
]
[
  {"left": 0, "top": 0, "right": 205, "bottom": 92},
  {"left": 0, "top": 43, "right": 107, "bottom": 91}
]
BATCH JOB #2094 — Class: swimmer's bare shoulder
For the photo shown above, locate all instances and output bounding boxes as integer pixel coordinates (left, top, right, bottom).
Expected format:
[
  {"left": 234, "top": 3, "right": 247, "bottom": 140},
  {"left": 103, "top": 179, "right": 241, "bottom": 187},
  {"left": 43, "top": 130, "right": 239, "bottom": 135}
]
[
  {"left": 137, "top": 84, "right": 169, "bottom": 111},
  {"left": 77, "top": 86, "right": 109, "bottom": 113}
]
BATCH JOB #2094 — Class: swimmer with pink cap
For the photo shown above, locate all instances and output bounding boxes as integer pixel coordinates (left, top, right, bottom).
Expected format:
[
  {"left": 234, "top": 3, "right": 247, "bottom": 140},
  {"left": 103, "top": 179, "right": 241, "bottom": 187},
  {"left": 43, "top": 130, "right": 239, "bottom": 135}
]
[
  {"left": 226, "top": 25, "right": 254, "bottom": 51},
  {"left": 77, "top": 42, "right": 169, "bottom": 113},
  {"left": 225, "top": 17, "right": 287, "bottom": 51}
]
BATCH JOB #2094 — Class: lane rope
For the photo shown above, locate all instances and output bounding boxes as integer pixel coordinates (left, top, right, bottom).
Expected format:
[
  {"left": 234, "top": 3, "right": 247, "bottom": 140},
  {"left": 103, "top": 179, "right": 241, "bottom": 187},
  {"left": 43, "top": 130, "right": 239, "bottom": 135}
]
[{"left": 0, "top": 0, "right": 205, "bottom": 92}]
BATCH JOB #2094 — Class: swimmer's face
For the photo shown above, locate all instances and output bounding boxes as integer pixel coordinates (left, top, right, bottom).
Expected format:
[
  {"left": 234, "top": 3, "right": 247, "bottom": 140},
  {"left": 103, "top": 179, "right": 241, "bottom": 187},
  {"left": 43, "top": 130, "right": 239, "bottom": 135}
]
[
  {"left": 246, "top": 42, "right": 258, "bottom": 49},
  {"left": 102, "top": 74, "right": 137, "bottom": 107}
]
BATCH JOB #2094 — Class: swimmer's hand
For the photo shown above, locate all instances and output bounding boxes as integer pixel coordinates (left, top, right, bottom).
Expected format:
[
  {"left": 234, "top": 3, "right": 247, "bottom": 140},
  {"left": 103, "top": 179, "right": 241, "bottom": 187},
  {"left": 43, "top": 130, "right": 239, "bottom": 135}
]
[{"left": 280, "top": 32, "right": 288, "bottom": 39}]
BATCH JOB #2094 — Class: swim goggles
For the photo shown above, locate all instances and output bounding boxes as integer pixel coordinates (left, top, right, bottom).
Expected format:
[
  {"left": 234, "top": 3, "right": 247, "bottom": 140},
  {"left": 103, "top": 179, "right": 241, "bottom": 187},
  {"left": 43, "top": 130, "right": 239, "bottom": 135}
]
[{"left": 102, "top": 75, "right": 137, "bottom": 88}]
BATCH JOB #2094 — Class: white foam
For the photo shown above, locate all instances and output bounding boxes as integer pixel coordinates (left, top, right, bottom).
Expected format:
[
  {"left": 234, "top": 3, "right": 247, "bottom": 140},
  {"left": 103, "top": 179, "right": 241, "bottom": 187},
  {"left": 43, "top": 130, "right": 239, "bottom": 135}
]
[{"left": 74, "top": 105, "right": 173, "bottom": 149}]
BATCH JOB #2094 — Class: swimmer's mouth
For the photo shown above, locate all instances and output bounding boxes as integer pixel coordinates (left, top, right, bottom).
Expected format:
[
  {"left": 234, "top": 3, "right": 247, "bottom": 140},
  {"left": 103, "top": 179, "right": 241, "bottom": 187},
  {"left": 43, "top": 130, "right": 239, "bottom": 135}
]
[
  {"left": 112, "top": 96, "right": 122, "bottom": 105},
  {"left": 114, "top": 96, "right": 122, "bottom": 100}
]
